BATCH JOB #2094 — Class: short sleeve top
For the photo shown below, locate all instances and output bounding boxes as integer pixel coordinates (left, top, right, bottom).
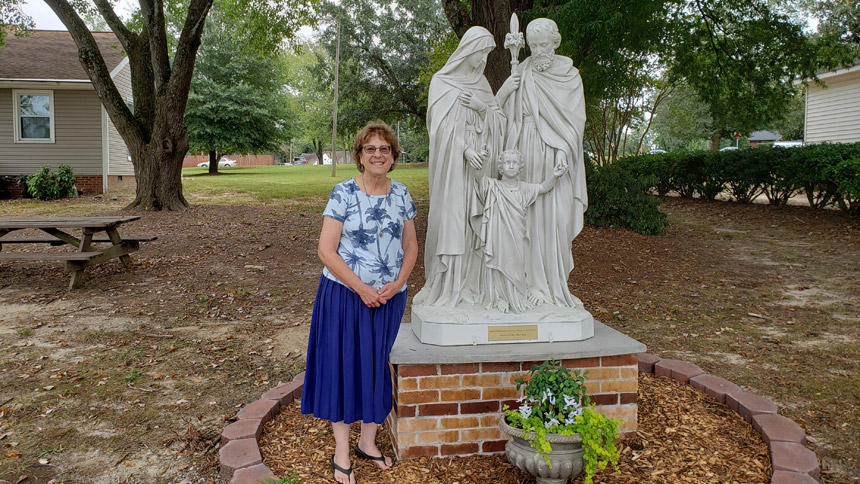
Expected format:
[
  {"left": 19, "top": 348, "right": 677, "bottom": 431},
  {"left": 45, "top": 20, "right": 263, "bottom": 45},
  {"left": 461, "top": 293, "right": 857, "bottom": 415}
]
[{"left": 322, "top": 178, "right": 418, "bottom": 292}]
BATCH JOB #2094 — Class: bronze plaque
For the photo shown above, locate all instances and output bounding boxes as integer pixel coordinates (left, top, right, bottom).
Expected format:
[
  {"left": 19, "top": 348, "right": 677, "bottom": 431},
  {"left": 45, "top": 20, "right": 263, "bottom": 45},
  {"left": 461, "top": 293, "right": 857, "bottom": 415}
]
[{"left": 488, "top": 325, "right": 539, "bottom": 341}]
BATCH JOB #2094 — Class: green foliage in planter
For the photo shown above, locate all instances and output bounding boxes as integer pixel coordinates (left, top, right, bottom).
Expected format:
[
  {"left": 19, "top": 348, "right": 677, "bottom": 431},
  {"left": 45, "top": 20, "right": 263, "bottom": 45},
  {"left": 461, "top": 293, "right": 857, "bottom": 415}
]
[
  {"left": 25, "top": 165, "right": 77, "bottom": 200},
  {"left": 585, "top": 161, "right": 669, "bottom": 235},
  {"left": 503, "top": 360, "right": 621, "bottom": 484}
]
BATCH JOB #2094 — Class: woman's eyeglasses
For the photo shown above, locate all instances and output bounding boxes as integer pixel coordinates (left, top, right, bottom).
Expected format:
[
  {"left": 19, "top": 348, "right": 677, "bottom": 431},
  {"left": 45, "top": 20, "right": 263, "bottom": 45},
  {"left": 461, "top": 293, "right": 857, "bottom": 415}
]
[{"left": 363, "top": 145, "right": 391, "bottom": 155}]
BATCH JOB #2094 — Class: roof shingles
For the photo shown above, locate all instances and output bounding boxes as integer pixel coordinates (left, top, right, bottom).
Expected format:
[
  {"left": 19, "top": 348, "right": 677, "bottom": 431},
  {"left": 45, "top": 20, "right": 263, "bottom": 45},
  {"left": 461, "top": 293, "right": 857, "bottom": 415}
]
[{"left": 0, "top": 30, "right": 125, "bottom": 81}]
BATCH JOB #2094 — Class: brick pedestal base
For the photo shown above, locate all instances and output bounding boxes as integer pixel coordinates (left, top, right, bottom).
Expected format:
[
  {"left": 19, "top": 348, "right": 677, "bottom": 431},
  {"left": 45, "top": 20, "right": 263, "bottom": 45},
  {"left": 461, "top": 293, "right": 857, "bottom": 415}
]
[{"left": 386, "top": 321, "right": 645, "bottom": 459}]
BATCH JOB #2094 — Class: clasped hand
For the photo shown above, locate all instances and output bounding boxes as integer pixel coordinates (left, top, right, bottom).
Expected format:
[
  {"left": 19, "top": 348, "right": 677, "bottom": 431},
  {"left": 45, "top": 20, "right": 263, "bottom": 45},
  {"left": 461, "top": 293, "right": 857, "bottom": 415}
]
[
  {"left": 458, "top": 91, "right": 486, "bottom": 113},
  {"left": 465, "top": 146, "right": 489, "bottom": 170},
  {"left": 357, "top": 281, "right": 401, "bottom": 308}
]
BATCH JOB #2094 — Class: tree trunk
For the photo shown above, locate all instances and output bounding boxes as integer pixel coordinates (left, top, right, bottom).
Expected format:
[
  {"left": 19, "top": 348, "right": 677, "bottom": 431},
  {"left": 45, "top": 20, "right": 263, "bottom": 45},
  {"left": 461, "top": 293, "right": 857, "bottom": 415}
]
[
  {"left": 125, "top": 106, "right": 191, "bottom": 211},
  {"left": 208, "top": 149, "right": 219, "bottom": 175},
  {"left": 708, "top": 131, "right": 722, "bottom": 151}
]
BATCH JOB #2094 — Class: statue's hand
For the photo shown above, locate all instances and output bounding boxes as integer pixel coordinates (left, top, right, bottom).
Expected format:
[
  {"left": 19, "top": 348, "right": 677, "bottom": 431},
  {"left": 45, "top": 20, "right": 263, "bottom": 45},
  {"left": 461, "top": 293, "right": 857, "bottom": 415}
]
[
  {"left": 458, "top": 91, "right": 486, "bottom": 113},
  {"left": 509, "top": 71, "right": 521, "bottom": 90},
  {"left": 554, "top": 151, "right": 569, "bottom": 174},
  {"left": 465, "top": 148, "right": 483, "bottom": 170}
]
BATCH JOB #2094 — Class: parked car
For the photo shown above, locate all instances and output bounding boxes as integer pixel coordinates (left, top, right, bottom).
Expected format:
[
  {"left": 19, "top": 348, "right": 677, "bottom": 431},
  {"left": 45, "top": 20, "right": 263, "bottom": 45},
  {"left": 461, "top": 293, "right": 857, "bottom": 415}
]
[
  {"left": 647, "top": 149, "right": 667, "bottom": 154},
  {"left": 720, "top": 146, "right": 738, "bottom": 151},
  {"left": 197, "top": 157, "right": 238, "bottom": 168}
]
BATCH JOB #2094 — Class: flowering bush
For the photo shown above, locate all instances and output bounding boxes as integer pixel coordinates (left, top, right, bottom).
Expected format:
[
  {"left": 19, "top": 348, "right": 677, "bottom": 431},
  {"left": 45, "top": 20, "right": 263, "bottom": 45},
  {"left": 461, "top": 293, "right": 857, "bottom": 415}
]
[{"left": 503, "top": 360, "right": 620, "bottom": 484}]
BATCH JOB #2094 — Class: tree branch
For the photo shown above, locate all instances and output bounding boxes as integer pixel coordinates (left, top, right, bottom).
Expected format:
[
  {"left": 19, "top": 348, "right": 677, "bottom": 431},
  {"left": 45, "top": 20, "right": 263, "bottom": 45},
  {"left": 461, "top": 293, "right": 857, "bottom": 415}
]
[
  {"left": 168, "top": 0, "right": 212, "bottom": 110},
  {"left": 139, "top": 0, "right": 171, "bottom": 86},
  {"left": 43, "top": 0, "right": 141, "bottom": 142},
  {"left": 91, "top": 0, "right": 133, "bottom": 50}
]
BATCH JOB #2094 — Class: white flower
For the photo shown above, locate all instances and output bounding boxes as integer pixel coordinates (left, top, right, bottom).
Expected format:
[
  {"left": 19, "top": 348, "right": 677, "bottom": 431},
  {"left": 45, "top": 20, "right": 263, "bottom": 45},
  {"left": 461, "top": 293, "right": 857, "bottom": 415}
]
[
  {"left": 565, "top": 416, "right": 576, "bottom": 425},
  {"left": 569, "top": 407, "right": 583, "bottom": 419},
  {"left": 516, "top": 394, "right": 527, "bottom": 403},
  {"left": 518, "top": 405, "right": 532, "bottom": 419},
  {"left": 563, "top": 394, "right": 578, "bottom": 408},
  {"left": 542, "top": 389, "right": 555, "bottom": 405},
  {"left": 545, "top": 418, "right": 560, "bottom": 429}
]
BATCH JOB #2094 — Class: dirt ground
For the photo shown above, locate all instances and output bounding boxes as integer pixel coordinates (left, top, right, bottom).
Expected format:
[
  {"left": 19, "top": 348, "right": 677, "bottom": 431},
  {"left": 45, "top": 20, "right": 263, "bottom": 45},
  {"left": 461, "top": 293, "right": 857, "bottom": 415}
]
[{"left": 0, "top": 194, "right": 857, "bottom": 484}]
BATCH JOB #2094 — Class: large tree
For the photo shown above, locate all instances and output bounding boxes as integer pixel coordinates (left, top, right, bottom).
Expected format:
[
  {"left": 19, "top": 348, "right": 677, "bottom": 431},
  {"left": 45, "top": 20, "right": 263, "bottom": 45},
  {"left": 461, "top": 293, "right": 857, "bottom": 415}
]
[
  {"left": 316, "top": 0, "right": 450, "bottom": 128},
  {"left": 185, "top": 10, "right": 291, "bottom": 174},
  {"left": 666, "top": 0, "right": 819, "bottom": 149},
  {"left": 5, "top": 0, "right": 313, "bottom": 210}
]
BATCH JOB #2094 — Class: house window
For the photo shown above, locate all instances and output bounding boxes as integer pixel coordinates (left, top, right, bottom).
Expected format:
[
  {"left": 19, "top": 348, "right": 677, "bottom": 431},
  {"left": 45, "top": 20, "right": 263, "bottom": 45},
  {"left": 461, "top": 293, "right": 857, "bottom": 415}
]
[{"left": 13, "top": 90, "right": 55, "bottom": 143}]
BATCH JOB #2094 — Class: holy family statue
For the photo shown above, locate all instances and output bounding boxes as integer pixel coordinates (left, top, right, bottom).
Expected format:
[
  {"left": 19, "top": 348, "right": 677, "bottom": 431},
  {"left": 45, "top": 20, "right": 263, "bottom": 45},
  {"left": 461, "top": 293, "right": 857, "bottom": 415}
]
[{"left": 412, "top": 17, "right": 593, "bottom": 345}]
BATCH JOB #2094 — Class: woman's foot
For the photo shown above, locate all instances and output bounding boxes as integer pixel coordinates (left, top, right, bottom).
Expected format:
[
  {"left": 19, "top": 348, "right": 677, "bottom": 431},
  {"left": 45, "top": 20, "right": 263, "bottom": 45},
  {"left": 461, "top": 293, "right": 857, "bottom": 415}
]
[
  {"left": 354, "top": 443, "right": 395, "bottom": 469},
  {"left": 330, "top": 454, "right": 355, "bottom": 484}
]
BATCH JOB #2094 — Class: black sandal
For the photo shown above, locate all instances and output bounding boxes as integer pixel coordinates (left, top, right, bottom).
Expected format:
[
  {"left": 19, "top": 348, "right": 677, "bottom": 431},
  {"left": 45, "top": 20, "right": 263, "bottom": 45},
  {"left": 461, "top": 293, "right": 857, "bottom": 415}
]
[
  {"left": 330, "top": 454, "right": 353, "bottom": 482},
  {"left": 353, "top": 444, "right": 396, "bottom": 468}
]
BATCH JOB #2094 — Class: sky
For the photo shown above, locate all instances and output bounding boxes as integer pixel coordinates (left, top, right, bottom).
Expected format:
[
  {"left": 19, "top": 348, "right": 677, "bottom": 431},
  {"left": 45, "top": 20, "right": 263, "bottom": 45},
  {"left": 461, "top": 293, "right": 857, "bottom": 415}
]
[{"left": 21, "top": 0, "right": 136, "bottom": 30}]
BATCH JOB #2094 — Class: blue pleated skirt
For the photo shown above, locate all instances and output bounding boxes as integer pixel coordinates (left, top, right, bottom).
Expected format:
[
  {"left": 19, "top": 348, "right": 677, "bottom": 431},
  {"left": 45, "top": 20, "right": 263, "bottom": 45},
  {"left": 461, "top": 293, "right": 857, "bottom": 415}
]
[{"left": 301, "top": 275, "right": 406, "bottom": 424}]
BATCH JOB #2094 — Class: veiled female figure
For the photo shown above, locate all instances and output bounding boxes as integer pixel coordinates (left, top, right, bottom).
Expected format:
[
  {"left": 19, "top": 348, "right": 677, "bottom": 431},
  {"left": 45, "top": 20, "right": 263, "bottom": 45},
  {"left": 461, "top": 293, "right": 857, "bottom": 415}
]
[{"left": 413, "top": 26, "right": 506, "bottom": 307}]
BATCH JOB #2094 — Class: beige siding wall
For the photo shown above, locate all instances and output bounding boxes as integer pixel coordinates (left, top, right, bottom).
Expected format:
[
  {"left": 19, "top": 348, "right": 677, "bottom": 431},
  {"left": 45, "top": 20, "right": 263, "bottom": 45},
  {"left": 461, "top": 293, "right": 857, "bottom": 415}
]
[
  {"left": 108, "top": 61, "right": 134, "bottom": 176},
  {"left": 805, "top": 70, "right": 860, "bottom": 144},
  {"left": 0, "top": 88, "right": 103, "bottom": 176}
]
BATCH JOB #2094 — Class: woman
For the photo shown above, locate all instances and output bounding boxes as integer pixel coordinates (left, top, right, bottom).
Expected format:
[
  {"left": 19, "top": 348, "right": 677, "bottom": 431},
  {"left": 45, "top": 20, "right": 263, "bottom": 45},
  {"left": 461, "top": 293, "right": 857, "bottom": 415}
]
[
  {"left": 301, "top": 121, "right": 418, "bottom": 484},
  {"left": 413, "top": 26, "right": 506, "bottom": 308}
]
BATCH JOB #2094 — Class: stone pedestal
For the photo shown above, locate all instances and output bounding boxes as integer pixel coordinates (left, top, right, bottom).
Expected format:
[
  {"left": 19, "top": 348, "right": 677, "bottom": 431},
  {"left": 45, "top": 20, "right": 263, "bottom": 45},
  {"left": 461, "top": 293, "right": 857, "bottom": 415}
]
[
  {"left": 386, "top": 321, "right": 646, "bottom": 459},
  {"left": 411, "top": 304, "right": 594, "bottom": 346}
]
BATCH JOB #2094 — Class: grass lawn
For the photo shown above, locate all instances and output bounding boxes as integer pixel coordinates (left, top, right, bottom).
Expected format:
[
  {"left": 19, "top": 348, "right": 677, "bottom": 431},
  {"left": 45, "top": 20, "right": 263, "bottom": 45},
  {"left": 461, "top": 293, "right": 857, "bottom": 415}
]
[{"left": 181, "top": 164, "right": 430, "bottom": 207}]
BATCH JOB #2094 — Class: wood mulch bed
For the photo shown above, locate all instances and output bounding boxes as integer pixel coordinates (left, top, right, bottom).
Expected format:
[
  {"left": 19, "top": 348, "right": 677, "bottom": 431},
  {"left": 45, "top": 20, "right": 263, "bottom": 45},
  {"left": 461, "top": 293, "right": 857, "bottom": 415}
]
[{"left": 258, "top": 372, "right": 772, "bottom": 483}]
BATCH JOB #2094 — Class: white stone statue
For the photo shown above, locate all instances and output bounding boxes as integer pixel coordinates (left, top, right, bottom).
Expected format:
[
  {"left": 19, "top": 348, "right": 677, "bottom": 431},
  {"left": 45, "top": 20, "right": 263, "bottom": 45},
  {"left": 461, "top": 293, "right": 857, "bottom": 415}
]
[
  {"left": 472, "top": 149, "right": 566, "bottom": 314},
  {"left": 413, "top": 26, "right": 506, "bottom": 308},
  {"left": 412, "top": 18, "right": 593, "bottom": 346},
  {"left": 497, "top": 17, "right": 588, "bottom": 308}
]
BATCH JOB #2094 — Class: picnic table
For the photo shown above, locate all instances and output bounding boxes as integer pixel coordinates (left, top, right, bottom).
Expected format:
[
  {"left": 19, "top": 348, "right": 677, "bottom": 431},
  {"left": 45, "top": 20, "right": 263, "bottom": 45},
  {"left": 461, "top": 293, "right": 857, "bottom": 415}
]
[{"left": 0, "top": 216, "right": 156, "bottom": 289}]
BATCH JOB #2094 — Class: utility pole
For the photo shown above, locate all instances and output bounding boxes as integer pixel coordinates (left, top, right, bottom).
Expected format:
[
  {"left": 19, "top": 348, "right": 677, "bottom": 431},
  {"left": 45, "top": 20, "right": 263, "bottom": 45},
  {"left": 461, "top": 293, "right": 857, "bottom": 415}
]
[{"left": 330, "top": 19, "right": 341, "bottom": 177}]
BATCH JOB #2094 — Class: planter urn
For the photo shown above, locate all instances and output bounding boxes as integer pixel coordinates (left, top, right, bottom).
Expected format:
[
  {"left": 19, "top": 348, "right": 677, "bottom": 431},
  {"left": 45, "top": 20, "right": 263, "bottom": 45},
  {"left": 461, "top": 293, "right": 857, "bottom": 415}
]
[{"left": 499, "top": 417, "right": 585, "bottom": 484}]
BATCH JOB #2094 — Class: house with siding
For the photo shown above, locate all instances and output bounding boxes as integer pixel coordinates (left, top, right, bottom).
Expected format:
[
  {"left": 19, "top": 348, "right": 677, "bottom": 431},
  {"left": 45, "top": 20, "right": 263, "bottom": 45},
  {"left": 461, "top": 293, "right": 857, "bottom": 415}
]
[
  {"left": 0, "top": 30, "right": 134, "bottom": 196},
  {"left": 804, "top": 59, "right": 860, "bottom": 144}
]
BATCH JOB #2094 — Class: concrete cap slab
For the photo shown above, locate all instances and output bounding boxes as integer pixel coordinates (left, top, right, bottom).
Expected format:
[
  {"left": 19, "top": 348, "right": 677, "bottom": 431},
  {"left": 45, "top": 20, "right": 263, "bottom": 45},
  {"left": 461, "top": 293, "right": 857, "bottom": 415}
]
[{"left": 390, "top": 321, "right": 645, "bottom": 365}]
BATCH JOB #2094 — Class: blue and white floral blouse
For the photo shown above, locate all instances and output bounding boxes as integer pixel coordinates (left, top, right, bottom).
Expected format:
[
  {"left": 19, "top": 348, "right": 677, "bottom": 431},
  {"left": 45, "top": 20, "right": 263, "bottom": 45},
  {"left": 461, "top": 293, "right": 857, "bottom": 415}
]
[{"left": 322, "top": 178, "right": 418, "bottom": 292}]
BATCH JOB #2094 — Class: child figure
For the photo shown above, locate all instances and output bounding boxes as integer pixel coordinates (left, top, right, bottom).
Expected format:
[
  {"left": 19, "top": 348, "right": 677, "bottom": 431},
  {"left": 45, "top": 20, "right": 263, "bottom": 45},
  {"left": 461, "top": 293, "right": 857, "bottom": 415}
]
[{"left": 472, "top": 149, "right": 567, "bottom": 313}]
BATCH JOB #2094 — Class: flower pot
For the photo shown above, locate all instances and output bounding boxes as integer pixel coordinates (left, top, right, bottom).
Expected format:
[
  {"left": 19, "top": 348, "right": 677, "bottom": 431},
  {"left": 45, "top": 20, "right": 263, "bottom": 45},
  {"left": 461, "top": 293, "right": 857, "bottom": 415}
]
[{"left": 499, "top": 417, "right": 585, "bottom": 484}]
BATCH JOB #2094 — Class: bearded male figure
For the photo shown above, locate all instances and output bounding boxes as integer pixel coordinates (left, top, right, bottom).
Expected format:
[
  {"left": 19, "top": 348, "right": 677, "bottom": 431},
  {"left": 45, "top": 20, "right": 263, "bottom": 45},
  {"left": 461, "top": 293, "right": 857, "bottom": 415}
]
[{"left": 497, "top": 18, "right": 588, "bottom": 308}]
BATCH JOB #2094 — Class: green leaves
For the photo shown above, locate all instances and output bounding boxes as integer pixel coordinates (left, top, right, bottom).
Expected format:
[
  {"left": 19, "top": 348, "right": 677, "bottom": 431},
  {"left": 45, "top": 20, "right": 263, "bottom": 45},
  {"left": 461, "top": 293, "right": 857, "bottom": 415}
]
[
  {"left": 505, "top": 360, "right": 620, "bottom": 484},
  {"left": 25, "top": 165, "right": 77, "bottom": 200}
]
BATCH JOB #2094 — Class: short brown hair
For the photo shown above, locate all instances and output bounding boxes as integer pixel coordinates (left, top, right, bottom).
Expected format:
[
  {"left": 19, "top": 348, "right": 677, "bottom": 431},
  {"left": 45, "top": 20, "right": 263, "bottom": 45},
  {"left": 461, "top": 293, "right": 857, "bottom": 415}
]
[{"left": 352, "top": 120, "right": 401, "bottom": 173}]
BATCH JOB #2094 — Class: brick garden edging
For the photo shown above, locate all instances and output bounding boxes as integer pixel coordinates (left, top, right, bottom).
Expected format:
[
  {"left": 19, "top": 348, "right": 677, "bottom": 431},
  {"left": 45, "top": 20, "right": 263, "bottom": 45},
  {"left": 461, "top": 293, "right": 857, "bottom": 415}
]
[
  {"left": 220, "top": 355, "right": 820, "bottom": 484},
  {"left": 218, "top": 372, "right": 304, "bottom": 484},
  {"left": 639, "top": 353, "right": 821, "bottom": 484}
]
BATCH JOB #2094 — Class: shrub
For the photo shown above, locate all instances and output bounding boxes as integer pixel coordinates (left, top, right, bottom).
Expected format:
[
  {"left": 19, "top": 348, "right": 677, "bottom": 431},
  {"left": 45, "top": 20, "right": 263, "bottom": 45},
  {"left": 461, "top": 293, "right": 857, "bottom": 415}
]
[
  {"left": 832, "top": 153, "right": 860, "bottom": 215},
  {"left": 25, "top": 165, "right": 78, "bottom": 200},
  {"left": 585, "top": 161, "right": 669, "bottom": 235}
]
